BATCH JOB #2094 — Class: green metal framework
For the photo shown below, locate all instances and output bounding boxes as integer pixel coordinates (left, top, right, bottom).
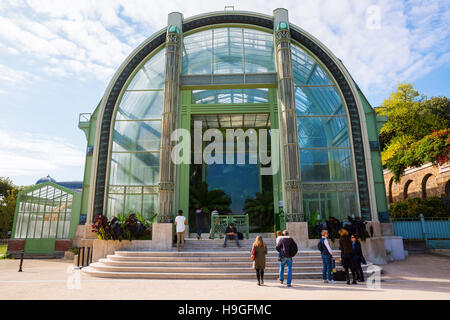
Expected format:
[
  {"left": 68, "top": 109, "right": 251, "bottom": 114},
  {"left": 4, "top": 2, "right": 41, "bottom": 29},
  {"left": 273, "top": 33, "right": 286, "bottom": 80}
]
[
  {"left": 210, "top": 214, "right": 249, "bottom": 239},
  {"left": 11, "top": 181, "right": 81, "bottom": 253},
  {"left": 84, "top": 11, "right": 387, "bottom": 227}
]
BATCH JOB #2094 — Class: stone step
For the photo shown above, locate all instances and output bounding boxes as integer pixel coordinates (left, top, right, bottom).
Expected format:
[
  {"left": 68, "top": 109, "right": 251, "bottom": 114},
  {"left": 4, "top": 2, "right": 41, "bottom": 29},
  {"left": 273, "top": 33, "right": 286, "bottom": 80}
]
[
  {"left": 91, "top": 262, "right": 373, "bottom": 273},
  {"left": 82, "top": 267, "right": 373, "bottom": 280},
  {"left": 106, "top": 255, "right": 327, "bottom": 263},
  {"left": 99, "top": 259, "right": 338, "bottom": 267},
  {"left": 113, "top": 250, "right": 340, "bottom": 257}
]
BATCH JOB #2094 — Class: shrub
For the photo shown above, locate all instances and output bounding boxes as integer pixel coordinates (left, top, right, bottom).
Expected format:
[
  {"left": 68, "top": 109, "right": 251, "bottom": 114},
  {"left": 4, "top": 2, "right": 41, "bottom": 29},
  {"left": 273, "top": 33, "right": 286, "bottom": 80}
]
[
  {"left": 92, "top": 213, "right": 156, "bottom": 241},
  {"left": 389, "top": 197, "right": 450, "bottom": 219}
]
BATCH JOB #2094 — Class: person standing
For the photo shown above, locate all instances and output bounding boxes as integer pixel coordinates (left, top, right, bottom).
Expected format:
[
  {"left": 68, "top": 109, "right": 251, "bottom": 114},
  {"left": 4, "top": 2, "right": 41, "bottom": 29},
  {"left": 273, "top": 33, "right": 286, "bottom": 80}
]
[
  {"left": 195, "top": 205, "right": 204, "bottom": 240},
  {"left": 339, "top": 228, "right": 357, "bottom": 285},
  {"left": 252, "top": 235, "right": 268, "bottom": 286},
  {"left": 174, "top": 210, "right": 187, "bottom": 251},
  {"left": 318, "top": 229, "right": 336, "bottom": 284},
  {"left": 275, "top": 230, "right": 298, "bottom": 287},
  {"left": 351, "top": 234, "right": 366, "bottom": 282}
]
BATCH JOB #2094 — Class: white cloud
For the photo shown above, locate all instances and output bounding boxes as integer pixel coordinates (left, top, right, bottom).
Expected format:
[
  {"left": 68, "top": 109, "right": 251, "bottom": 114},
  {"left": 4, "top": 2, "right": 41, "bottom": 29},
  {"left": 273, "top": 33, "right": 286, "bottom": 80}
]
[
  {"left": 0, "top": 130, "right": 85, "bottom": 182},
  {"left": 0, "top": 0, "right": 448, "bottom": 96}
]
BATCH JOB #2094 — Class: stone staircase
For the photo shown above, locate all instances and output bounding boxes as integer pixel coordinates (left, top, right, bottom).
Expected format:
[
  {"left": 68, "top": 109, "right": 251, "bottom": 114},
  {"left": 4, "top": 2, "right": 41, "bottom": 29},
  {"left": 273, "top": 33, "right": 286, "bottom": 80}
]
[{"left": 82, "top": 238, "right": 375, "bottom": 279}]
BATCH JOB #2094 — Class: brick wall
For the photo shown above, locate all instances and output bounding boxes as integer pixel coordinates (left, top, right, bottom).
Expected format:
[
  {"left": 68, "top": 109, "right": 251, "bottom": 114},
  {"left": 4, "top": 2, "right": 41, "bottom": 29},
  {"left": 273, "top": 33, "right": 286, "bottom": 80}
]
[
  {"left": 384, "top": 162, "right": 450, "bottom": 205},
  {"left": 7, "top": 239, "right": 25, "bottom": 252},
  {"left": 54, "top": 240, "right": 72, "bottom": 252}
]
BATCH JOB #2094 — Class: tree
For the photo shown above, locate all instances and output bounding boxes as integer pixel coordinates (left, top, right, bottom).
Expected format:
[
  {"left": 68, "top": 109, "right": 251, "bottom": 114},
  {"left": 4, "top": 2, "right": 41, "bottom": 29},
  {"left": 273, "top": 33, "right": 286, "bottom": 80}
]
[
  {"left": 243, "top": 191, "right": 274, "bottom": 232},
  {"left": 377, "top": 83, "right": 449, "bottom": 180},
  {"left": 377, "top": 83, "right": 449, "bottom": 155},
  {"left": 0, "top": 177, "right": 18, "bottom": 238}
]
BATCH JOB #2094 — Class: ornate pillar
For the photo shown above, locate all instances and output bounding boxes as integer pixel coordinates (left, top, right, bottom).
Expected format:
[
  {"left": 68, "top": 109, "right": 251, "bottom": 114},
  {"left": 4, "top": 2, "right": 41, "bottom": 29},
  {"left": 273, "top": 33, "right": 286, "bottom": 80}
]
[
  {"left": 158, "top": 13, "right": 183, "bottom": 223},
  {"left": 273, "top": 9, "right": 304, "bottom": 222}
]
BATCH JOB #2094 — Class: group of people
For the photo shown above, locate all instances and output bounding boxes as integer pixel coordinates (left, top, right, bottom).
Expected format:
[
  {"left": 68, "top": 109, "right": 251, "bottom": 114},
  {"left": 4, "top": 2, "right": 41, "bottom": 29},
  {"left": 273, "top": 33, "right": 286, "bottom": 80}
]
[
  {"left": 251, "top": 228, "right": 366, "bottom": 286},
  {"left": 175, "top": 209, "right": 366, "bottom": 286},
  {"left": 319, "top": 228, "right": 366, "bottom": 284}
]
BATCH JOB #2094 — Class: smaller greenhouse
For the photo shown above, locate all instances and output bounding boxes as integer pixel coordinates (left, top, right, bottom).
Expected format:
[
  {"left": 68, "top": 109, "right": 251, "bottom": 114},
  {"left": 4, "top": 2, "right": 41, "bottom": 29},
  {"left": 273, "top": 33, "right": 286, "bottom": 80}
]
[{"left": 11, "top": 181, "right": 81, "bottom": 254}]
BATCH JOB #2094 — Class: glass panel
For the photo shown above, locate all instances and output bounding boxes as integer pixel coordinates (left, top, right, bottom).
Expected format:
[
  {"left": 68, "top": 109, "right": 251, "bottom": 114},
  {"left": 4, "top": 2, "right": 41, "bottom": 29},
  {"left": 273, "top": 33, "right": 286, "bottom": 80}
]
[
  {"left": 116, "top": 91, "right": 163, "bottom": 120},
  {"left": 182, "top": 29, "right": 213, "bottom": 74},
  {"left": 124, "top": 194, "right": 142, "bottom": 215},
  {"left": 300, "top": 148, "right": 353, "bottom": 182},
  {"left": 126, "top": 49, "right": 165, "bottom": 90},
  {"left": 295, "top": 86, "right": 343, "bottom": 116},
  {"left": 112, "top": 120, "right": 162, "bottom": 152},
  {"left": 303, "top": 192, "right": 358, "bottom": 221},
  {"left": 192, "top": 88, "right": 269, "bottom": 104},
  {"left": 107, "top": 194, "right": 124, "bottom": 218},
  {"left": 244, "top": 29, "right": 274, "bottom": 73},
  {"left": 109, "top": 152, "right": 160, "bottom": 185},
  {"left": 213, "top": 28, "right": 244, "bottom": 74},
  {"left": 41, "top": 214, "right": 51, "bottom": 238},
  {"left": 297, "top": 117, "right": 349, "bottom": 148},
  {"left": 34, "top": 214, "right": 43, "bottom": 239},
  {"left": 143, "top": 194, "right": 158, "bottom": 219},
  {"left": 292, "top": 44, "right": 332, "bottom": 85}
]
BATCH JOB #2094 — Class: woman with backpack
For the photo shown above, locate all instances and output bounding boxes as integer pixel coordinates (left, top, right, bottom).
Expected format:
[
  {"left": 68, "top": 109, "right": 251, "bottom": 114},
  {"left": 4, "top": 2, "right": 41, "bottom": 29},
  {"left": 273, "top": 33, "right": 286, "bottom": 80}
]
[{"left": 252, "top": 235, "right": 268, "bottom": 286}]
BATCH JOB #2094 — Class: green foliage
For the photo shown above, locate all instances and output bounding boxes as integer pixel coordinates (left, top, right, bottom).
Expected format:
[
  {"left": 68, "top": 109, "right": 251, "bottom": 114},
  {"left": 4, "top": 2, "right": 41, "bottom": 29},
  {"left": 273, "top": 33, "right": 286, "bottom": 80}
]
[
  {"left": 91, "top": 213, "right": 153, "bottom": 241},
  {"left": 386, "top": 128, "right": 450, "bottom": 182},
  {"left": 0, "top": 177, "right": 19, "bottom": 239},
  {"left": 243, "top": 191, "right": 274, "bottom": 232},
  {"left": 389, "top": 197, "right": 450, "bottom": 219},
  {"left": 69, "top": 247, "right": 79, "bottom": 255},
  {"left": 189, "top": 182, "right": 232, "bottom": 215},
  {"left": 306, "top": 210, "right": 321, "bottom": 239},
  {"left": 377, "top": 83, "right": 450, "bottom": 180}
]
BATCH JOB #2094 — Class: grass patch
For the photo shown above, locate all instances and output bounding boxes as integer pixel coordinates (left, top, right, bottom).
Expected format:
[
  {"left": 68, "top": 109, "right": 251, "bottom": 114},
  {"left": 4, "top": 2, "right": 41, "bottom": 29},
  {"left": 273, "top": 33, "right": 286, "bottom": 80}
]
[{"left": 0, "top": 244, "right": 7, "bottom": 255}]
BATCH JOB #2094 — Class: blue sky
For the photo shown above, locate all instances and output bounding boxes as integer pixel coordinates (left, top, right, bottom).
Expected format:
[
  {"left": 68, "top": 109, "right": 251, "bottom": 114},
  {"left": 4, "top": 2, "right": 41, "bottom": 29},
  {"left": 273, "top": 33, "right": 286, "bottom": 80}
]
[{"left": 0, "top": 0, "right": 449, "bottom": 186}]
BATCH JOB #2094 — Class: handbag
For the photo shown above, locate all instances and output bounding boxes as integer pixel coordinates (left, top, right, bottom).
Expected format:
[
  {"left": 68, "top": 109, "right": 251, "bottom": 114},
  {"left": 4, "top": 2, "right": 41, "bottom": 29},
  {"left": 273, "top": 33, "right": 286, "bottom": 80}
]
[{"left": 251, "top": 247, "right": 256, "bottom": 261}]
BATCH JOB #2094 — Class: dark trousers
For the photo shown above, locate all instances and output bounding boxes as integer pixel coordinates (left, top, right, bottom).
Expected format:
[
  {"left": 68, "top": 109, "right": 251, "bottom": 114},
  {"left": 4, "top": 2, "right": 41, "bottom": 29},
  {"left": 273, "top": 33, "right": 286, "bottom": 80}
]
[
  {"left": 354, "top": 256, "right": 364, "bottom": 280},
  {"left": 256, "top": 269, "right": 264, "bottom": 284},
  {"left": 342, "top": 254, "right": 357, "bottom": 283}
]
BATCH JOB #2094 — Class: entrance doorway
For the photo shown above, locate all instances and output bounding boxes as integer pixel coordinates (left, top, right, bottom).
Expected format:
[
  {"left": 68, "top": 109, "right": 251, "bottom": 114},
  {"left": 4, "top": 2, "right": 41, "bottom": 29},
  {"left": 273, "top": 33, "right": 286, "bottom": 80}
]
[{"left": 188, "top": 113, "right": 275, "bottom": 233}]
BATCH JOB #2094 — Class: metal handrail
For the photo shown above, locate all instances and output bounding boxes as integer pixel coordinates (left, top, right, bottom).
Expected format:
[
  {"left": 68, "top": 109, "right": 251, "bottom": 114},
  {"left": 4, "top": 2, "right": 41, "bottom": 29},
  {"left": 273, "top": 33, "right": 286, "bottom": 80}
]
[{"left": 210, "top": 214, "right": 249, "bottom": 239}]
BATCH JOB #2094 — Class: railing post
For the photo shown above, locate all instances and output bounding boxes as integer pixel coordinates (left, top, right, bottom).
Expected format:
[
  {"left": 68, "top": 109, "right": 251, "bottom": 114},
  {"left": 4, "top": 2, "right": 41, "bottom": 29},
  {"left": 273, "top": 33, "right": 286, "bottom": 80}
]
[
  {"left": 246, "top": 215, "right": 249, "bottom": 239},
  {"left": 76, "top": 247, "right": 81, "bottom": 267},
  {"left": 419, "top": 213, "right": 428, "bottom": 249}
]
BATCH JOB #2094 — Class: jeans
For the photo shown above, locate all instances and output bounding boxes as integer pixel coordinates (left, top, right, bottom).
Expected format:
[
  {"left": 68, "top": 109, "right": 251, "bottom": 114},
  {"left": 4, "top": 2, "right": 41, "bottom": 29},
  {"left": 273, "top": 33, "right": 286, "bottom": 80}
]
[
  {"left": 224, "top": 234, "right": 240, "bottom": 246},
  {"left": 279, "top": 257, "right": 293, "bottom": 285},
  {"left": 197, "top": 227, "right": 202, "bottom": 237},
  {"left": 321, "top": 254, "right": 332, "bottom": 281}
]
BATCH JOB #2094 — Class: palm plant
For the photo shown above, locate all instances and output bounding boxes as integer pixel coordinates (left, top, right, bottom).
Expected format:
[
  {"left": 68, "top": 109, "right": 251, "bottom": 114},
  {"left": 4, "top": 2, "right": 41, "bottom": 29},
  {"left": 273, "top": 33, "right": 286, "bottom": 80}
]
[
  {"left": 189, "top": 182, "right": 232, "bottom": 231},
  {"left": 243, "top": 191, "right": 274, "bottom": 232},
  {"left": 189, "top": 181, "right": 232, "bottom": 215}
]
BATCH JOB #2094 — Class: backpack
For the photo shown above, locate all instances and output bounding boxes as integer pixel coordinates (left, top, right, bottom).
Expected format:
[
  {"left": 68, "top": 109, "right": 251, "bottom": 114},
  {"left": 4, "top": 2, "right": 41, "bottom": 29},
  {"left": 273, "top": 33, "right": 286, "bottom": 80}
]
[
  {"left": 318, "top": 239, "right": 324, "bottom": 252},
  {"left": 332, "top": 270, "right": 346, "bottom": 281},
  {"left": 237, "top": 232, "right": 244, "bottom": 240},
  {"left": 288, "top": 239, "right": 298, "bottom": 257}
]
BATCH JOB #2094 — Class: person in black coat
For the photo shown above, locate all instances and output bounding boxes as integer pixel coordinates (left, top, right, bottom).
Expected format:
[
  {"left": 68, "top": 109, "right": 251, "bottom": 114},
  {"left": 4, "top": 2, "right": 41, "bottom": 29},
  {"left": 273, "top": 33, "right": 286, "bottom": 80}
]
[{"left": 351, "top": 234, "right": 367, "bottom": 282}]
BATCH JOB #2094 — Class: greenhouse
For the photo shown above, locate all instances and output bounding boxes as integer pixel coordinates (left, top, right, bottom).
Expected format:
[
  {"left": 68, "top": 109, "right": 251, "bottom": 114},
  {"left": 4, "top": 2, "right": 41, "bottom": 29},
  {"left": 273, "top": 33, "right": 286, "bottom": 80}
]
[
  {"left": 10, "top": 9, "right": 389, "bottom": 250},
  {"left": 11, "top": 180, "right": 81, "bottom": 254}
]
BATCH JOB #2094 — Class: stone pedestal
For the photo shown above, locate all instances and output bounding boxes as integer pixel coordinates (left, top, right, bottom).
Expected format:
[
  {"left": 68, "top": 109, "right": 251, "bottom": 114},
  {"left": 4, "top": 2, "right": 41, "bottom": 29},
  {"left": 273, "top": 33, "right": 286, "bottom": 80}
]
[
  {"left": 365, "top": 221, "right": 381, "bottom": 237},
  {"left": 152, "top": 223, "right": 173, "bottom": 250},
  {"left": 360, "top": 237, "right": 387, "bottom": 265},
  {"left": 286, "top": 222, "right": 308, "bottom": 248},
  {"left": 383, "top": 236, "right": 406, "bottom": 261},
  {"left": 380, "top": 222, "right": 394, "bottom": 236}
]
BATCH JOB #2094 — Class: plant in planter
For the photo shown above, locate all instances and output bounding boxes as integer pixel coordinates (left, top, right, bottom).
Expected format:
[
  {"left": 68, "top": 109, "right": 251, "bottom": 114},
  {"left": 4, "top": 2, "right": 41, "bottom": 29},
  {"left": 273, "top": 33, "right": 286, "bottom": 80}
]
[{"left": 344, "top": 216, "right": 370, "bottom": 241}]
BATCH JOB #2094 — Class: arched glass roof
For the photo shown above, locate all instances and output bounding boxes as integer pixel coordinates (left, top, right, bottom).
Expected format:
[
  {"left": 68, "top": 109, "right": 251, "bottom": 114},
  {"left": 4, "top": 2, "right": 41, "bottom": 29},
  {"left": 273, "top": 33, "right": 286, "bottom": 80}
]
[{"left": 182, "top": 27, "right": 275, "bottom": 75}]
